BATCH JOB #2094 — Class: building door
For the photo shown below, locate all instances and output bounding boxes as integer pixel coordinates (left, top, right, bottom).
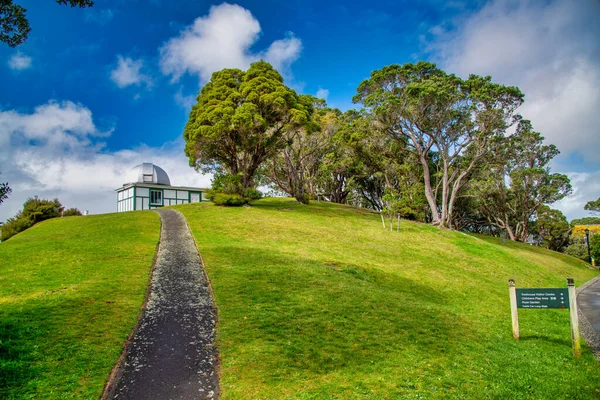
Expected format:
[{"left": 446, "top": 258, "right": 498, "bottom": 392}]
[{"left": 190, "top": 192, "right": 200, "bottom": 203}]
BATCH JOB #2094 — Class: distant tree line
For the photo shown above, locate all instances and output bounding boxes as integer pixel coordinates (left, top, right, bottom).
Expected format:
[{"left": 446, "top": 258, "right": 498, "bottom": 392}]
[
  {"left": 183, "top": 60, "right": 585, "bottom": 250},
  {"left": 1, "top": 197, "right": 81, "bottom": 241}
]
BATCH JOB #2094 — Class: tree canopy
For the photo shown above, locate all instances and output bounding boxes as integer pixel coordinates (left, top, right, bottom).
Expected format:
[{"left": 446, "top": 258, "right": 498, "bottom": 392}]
[
  {"left": 353, "top": 61, "right": 523, "bottom": 228},
  {"left": 184, "top": 61, "right": 313, "bottom": 197},
  {"left": 1, "top": 0, "right": 93, "bottom": 47}
]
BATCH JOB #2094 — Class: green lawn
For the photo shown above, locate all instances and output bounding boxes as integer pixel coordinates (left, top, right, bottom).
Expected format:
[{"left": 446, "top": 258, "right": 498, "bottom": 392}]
[
  {"left": 177, "top": 198, "right": 600, "bottom": 399},
  {"left": 0, "top": 211, "right": 160, "bottom": 399}
]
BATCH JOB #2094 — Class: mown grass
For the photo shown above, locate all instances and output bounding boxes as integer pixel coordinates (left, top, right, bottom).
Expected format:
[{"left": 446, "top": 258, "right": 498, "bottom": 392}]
[
  {"left": 177, "top": 198, "right": 600, "bottom": 399},
  {"left": 0, "top": 212, "right": 160, "bottom": 399}
]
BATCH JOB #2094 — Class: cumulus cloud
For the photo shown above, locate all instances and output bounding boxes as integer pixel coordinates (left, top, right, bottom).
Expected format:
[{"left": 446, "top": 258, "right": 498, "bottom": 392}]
[
  {"left": 316, "top": 87, "right": 329, "bottom": 101},
  {"left": 553, "top": 171, "right": 600, "bottom": 221},
  {"left": 8, "top": 52, "right": 32, "bottom": 70},
  {"left": 159, "top": 3, "right": 302, "bottom": 83},
  {"left": 110, "top": 55, "right": 153, "bottom": 89},
  {"left": 0, "top": 101, "right": 211, "bottom": 221},
  {"left": 428, "top": 0, "right": 600, "bottom": 166}
]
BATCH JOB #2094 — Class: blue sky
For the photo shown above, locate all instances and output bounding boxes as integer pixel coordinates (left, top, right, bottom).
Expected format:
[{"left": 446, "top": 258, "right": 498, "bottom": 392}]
[{"left": 1, "top": 0, "right": 599, "bottom": 221}]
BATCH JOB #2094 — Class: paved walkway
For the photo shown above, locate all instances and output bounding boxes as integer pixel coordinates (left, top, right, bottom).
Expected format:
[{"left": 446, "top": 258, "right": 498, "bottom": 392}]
[
  {"left": 107, "top": 209, "right": 219, "bottom": 399},
  {"left": 577, "top": 275, "right": 600, "bottom": 360}
]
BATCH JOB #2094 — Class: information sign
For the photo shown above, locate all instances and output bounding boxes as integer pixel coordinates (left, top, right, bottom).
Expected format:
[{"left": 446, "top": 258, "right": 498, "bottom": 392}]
[{"left": 516, "top": 288, "right": 569, "bottom": 309}]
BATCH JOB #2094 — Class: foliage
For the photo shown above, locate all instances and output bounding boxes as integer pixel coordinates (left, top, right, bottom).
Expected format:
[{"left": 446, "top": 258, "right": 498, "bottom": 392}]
[
  {"left": 535, "top": 205, "right": 570, "bottom": 252},
  {"left": 178, "top": 197, "right": 599, "bottom": 399},
  {"left": 0, "top": 0, "right": 92, "bottom": 47},
  {"left": 563, "top": 237, "right": 589, "bottom": 261},
  {"left": 570, "top": 217, "right": 600, "bottom": 227},
  {"left": 590, "top": 232, "right": 600, "bottom": 262},
  {"left": 208, "top": 172, "right": 262, "bottom": 206},
  {"left": 0, "top": 181, "right": 11, "bottom": 206},
  {"left": 211, "top": 193, "right": 246, "bottom": 206},
  {"left": 468, "top": 120, "right": 571, "bottom": 242},
  {"left": 0, "top": 211, "right": 159, "bottom": 398},
  {"left": 62, "top": 207, "right": 82, "bottom": 216},
  {"left": 1, "top": 197, "right": 64, "bottom": 241},
  {"left": 184, "top": 61, "right": 312, "bottom": 193},
  {"left": 354, "top": 61, "right": 524, "bottom": 228},
  {"left": 571, "top": 225, "right": 600, "bottom": 237},
  {"left": 584, "top": 197, "right": 600, "bottom": 213}
]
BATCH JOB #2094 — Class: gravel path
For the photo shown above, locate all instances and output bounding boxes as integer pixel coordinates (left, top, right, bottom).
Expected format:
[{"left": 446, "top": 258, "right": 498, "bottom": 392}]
[
  {"left": 106, "top": 209, "right": 219, "bottom": 399},
  {"left": 577, "top": 275, "right": 600, "bottom": 361}
]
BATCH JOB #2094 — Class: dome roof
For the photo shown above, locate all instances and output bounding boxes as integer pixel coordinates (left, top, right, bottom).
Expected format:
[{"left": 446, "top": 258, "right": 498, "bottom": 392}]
[{"left": 127, "top": 163, "right": 171, "bottom": 186}]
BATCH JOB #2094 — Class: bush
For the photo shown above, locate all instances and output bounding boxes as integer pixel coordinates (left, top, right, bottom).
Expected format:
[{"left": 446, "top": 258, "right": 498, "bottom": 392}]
[
  {"left": 212, "top": 193, "right": 246, "bottom": 206},
  {"left": 0, "top": 197, "right": 63, "bottom": 241},
  {"left": 243, "top": 188, "right": 263, "bottom": 201},
  {"left": 63, "top": 208, "right": 82, "bottom": 217}
]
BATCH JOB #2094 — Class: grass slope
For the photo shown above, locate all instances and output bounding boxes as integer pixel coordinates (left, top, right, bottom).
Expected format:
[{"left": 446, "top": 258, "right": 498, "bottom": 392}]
[
  {"left": 177, "top": 198, "right": 600, "bottom": 399},
  {"left": 0, "top": 212, "right": 160, "bottom": 399}
]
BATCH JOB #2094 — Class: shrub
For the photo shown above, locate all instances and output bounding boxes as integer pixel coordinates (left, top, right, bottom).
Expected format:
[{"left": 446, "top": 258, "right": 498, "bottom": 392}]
[
  {"left": 212, "top": 193, "right": 246, "bottom": 206},
  {"left": 63, "top": 208, "right": 82, "bottom": 217},
  {"left": 243, "top": 188, "right": 263, "bottom": 201}
]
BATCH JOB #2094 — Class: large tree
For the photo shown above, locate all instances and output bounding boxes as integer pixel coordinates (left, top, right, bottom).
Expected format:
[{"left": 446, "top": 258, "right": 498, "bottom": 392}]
[
  {"left": 1, "top": 0, "right": 93, "bottom": 47},
  {"left": 470, "top": 120, "right": 572, "bottom": 242},
  {"left": 354, "top": 62, "right": 523, "bottom": 228},
  {"left": 536, "top": 205, "right": 571, "bottom": 252},
  {"left": 184, "top": 61, "right": 312, "bottom": 194}
]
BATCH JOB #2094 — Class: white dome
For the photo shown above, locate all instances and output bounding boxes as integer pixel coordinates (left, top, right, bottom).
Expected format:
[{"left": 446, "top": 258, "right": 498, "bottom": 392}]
[{"left": 127, "top": 163, "right": 171, "bottom": 186}]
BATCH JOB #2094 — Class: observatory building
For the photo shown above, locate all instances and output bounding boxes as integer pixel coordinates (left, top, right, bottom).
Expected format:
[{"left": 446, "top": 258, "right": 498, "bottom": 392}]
[{"left": 116, "top": 163, "right": 208, "bottom": 212}]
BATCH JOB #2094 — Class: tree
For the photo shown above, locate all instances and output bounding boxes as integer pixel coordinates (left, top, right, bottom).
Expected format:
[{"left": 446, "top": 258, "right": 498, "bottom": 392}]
[
  {"left": 536, "top": 205, "right": 570, "bottom": 252},
  {"left": 354, "top": 62, "right": 523, "bottom": 228},
  {"left": 263, "top": 96, "right": 326, "bottom": 204},
  {"left": 1, "top": 196, "right": 63, "bottom": 240},
  {"left": 469, "top": 120, "right": 572, "bottom": 242},
  {"left": 184, "top": 61, "right": 312, "bottom": 197},
  {"left": 571, "top": 217, "right": 600, "bottom": 227},
  {"left": 1, "top": 0, "right": 93, "bottom": 47},
  {"left": 0, "top": 181, "right": 11, "bottom": 205},
  {"left": 584, "top": 197, "right": 600, "bottom": 214}
]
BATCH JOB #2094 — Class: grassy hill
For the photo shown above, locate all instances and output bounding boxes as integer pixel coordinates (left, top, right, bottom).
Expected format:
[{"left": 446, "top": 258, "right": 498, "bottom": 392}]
[
  {"left": 0, "top": 212, "right": 160, "bottom": 399},
  {"left": 0, "top": 198, "right": 598, "bottom": 399},
  {"left": 177, "top": 198, "right": 600, "bottom": 399}
]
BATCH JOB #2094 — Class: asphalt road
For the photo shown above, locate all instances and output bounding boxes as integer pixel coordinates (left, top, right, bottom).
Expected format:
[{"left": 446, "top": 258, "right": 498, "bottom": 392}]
[{"left": 577, "top": 275, "right": 600, "bottom": 359}]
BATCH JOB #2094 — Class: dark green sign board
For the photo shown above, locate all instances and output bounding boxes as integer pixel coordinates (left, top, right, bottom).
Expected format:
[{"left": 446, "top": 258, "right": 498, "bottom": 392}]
[{"left": 516, "top": 288, "right": 569, "bottom": 309}]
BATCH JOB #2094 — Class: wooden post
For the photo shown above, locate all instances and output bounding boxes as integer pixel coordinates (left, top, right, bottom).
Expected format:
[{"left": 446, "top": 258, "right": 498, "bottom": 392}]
[
  {"left": 508, "top": 279, "right": 519, "bottom": 339},
  {"left": 567, "top": 278, "right": 581, "bottom": 357}
]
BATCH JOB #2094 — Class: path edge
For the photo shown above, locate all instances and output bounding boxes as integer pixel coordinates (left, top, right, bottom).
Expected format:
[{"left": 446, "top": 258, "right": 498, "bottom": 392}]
[
  {"left": 99, "top": 211, "right": 164, "bottom": 399},
  {"left": 181, "top": 210, "right": 222, "bottom": 398},
  {"left": 577, "top": 274, "right": 600, "bottom": 361}
]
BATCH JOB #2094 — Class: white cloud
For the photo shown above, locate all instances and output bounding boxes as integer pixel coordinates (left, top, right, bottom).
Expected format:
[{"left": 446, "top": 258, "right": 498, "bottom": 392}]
[
  {"left": 174, "top": 87, "right": 197, "bottom": 111},
  {"left": 428, "top": 0, "right": 600, "bottom": 167},
  {"left": 110, "top": 55, "right": 153, "bottom": 89},
  {"left": 8, "top": 52, "right": 32, "bottom": 70},
  {"left": 316, "top": 87, "right": 329, "bottom": 101},
  {"left": 159, "top": 3, "right": 302, "bottom": 83},
  {"left": 0, "top": 100, "right": 211, "bottom": 222},
  {"left": 553, "top": 171, "right": 600, "bottom": 222}
]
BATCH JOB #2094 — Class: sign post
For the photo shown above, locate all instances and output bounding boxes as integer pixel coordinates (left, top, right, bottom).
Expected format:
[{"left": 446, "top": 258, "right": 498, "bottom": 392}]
[
  {"left": 567, "top": 278, "right": 581, "bottom": 357},
  {"left": 508, "top": 279, "right": 519, "bottom": 339},
  {"left": 508, "top": 278, "right": 580, "bottom": 357}
]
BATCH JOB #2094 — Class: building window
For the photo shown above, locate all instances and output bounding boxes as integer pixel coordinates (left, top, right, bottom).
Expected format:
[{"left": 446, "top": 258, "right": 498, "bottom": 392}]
[
  {"left": 143, "top": 174, "right": 153, "bottom": 183},
  {"left": 150, "top": 190, "right": 162, "bottom": 205}
]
